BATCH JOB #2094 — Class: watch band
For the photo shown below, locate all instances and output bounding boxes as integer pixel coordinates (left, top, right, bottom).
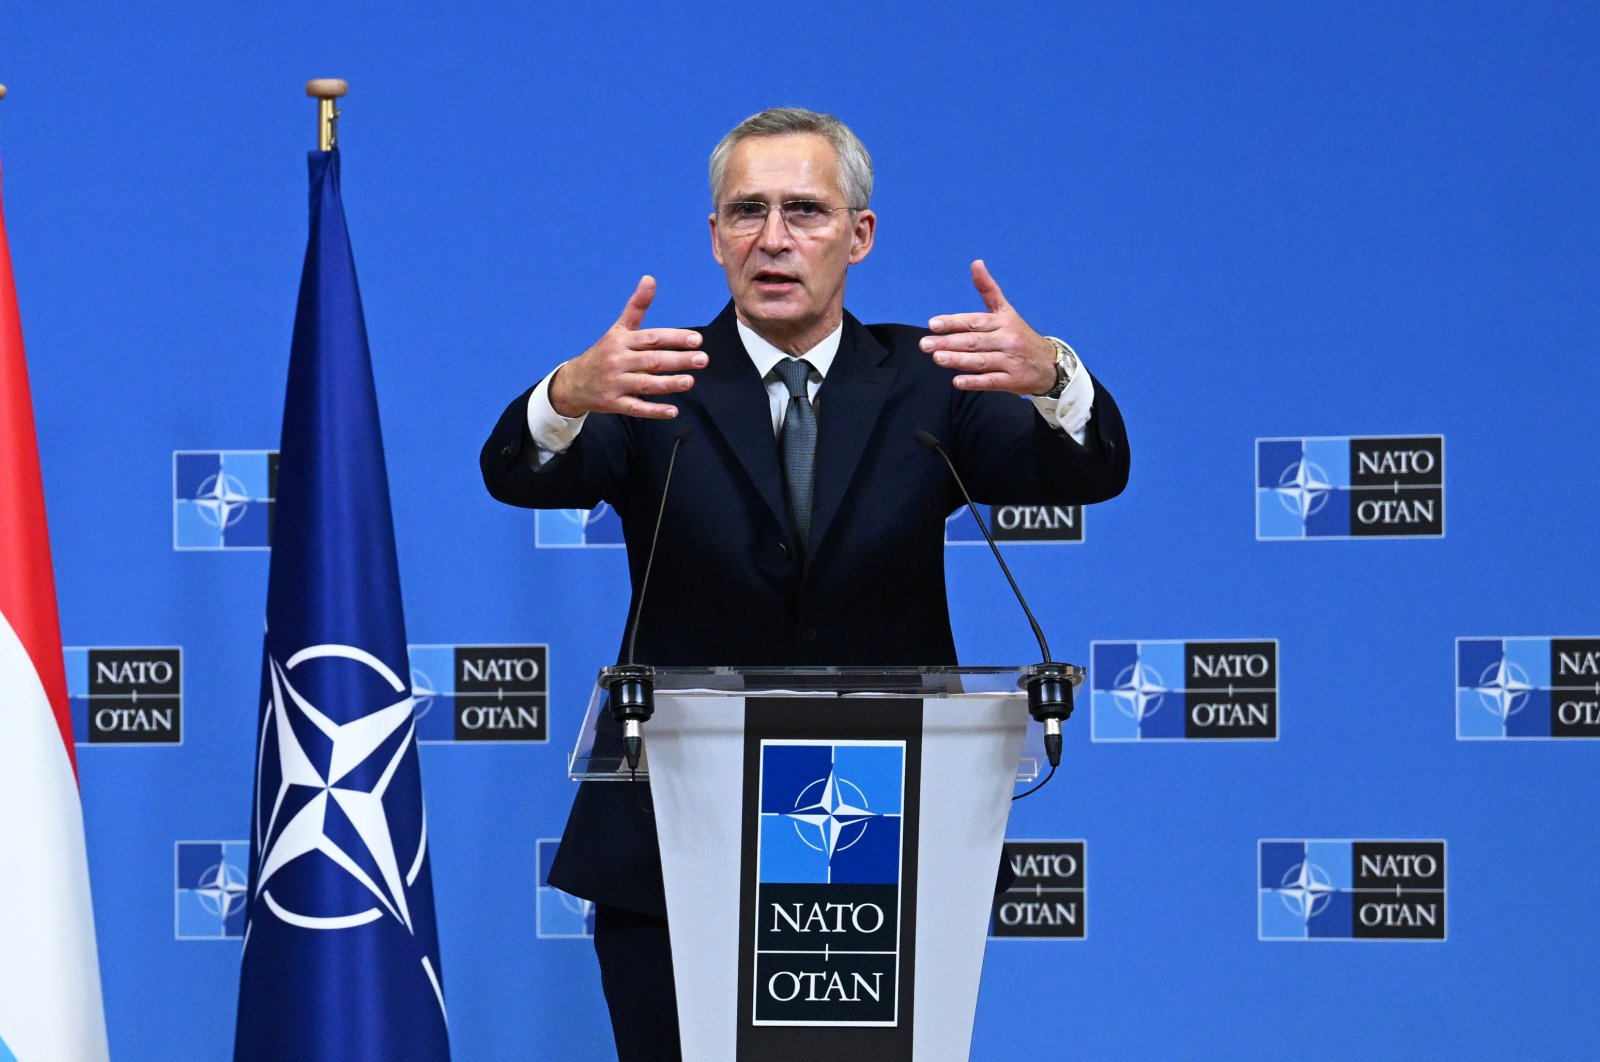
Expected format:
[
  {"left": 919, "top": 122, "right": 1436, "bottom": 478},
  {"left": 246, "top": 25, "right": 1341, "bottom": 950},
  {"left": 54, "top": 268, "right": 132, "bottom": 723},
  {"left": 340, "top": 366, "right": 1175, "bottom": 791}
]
[{"left": 1039, "top": 337, "right": 1079, "bottom": 400}]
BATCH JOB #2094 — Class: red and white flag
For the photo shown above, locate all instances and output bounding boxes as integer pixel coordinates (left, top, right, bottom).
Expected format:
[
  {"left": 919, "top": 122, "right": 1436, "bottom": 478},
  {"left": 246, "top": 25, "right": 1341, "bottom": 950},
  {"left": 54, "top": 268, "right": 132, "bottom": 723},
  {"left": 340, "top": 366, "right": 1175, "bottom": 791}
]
[{"left": 0, "top": 159, "right": 110, "bottom": 1062}]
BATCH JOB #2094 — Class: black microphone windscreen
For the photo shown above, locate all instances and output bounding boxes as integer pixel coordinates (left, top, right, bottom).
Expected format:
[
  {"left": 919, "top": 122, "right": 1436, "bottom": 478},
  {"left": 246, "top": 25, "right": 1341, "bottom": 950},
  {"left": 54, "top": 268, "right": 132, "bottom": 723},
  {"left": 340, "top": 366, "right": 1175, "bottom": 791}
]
[
  {"left": 913, "top": 429, "right": 943, "bottom": 451},
  {"left": 675, "top": 423, "right": 694, "bottom": 443}
]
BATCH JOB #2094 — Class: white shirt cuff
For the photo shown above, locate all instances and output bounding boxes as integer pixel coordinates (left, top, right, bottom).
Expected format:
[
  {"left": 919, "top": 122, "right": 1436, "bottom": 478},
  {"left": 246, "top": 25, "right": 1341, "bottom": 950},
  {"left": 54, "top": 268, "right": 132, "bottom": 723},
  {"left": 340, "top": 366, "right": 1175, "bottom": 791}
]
[
  {"left": 526, "top": 367, "right": 588, "bottom": 466},
  {"left": 1028, "top": 355, "right": 1095, "bottom": 446}
]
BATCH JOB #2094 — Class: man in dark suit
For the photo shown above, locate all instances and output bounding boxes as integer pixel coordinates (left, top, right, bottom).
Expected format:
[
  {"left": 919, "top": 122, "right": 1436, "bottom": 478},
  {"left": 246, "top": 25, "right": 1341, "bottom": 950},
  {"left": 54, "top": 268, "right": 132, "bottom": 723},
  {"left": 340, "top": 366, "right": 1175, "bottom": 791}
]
[{"left": 481, "top": 107, "right": 1128, "bottom": 1060}]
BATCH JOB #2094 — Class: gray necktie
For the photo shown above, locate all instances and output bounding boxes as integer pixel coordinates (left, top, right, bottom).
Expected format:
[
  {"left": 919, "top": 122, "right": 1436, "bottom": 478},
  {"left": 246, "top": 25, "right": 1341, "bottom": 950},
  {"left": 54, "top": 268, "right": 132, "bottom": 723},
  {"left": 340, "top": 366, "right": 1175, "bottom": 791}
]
[{"left": 775, "top": 357, "right": 817, "bottom": 552}]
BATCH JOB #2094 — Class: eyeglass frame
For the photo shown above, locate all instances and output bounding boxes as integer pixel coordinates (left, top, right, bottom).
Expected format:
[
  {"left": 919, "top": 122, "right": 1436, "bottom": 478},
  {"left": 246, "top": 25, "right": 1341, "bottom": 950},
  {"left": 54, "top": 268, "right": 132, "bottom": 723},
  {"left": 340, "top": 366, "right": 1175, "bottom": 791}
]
[{"left": 713, "top": 198, "right": 866, "bottom": 235}]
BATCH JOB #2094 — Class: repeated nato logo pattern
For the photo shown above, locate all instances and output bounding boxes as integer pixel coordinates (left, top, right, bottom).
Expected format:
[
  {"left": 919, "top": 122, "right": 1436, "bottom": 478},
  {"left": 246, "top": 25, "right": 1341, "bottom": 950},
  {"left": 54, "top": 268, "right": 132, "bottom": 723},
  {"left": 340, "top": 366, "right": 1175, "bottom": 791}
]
[
  {"left": 407, "top": 644, "right": 549, "bottom": 744},
  {"left": 534, "top": 503, "right": 625, "bottom": 548},
  {"left": 1258, "top": 840, "right": 1446, "bottom": 941},
  {"left": 533, "top": 500, "right": 1082, "bottom": 547},
  {"left": 1255, "top": 435, "right": 1443, "bottom": 539},
  {"left": 754, "top": 741, "right": 904, "bottom": 1024},
  {"left": 1456, "top": 637, "right": 1600, "bottom": 739},
  {"left": 172, "top": 450, "right": 277, "bottom": 550},
  {"left": 175, "top": 841, "right": 249, "bottom": 940},
  {"left": 64, "top": 647, "right": 182, "bottom": 745},
  {"left": 1091, "top": 640, "right": 1278, "bottom": 741},
  {"left": 990, "top": 840, "right": 1085, "bottom": 939},
  {"left": 944, "top": 503, "right": 1082, "bottom": 544}
]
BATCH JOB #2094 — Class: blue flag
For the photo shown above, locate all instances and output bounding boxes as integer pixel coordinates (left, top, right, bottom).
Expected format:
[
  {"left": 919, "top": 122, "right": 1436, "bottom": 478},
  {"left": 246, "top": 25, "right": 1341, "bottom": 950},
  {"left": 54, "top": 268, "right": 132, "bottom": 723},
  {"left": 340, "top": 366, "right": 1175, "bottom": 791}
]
[{"left": 234, "top": 150, "right": 450, "bottom": 1061}]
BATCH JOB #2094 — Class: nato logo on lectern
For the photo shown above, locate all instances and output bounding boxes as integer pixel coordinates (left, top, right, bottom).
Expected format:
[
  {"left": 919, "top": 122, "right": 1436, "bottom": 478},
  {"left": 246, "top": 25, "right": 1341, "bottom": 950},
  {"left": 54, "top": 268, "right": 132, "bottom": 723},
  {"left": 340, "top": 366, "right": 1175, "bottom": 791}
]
[
  {"left": 1259, "top": 840, "right": 1446, "bottom": 941},
  {"left": 64, "top": 646, "right": 182, "bottom": 745},
  {"left": 1091, "top": 640, "right": 1278, "bottom": 741},
  {"left": 753, "top": 740, "right": 905, "bottom": 1025},
  {"left": 535, "top": 838, "right": 594, "bottom": 939},
  {"left": 945, "top": 503, "right": 1083, "bottom": 545},
  {"left": 534, "top": 503, "right": 625, "bottom": 548},
  {"left": 1256, "top": 435, "right": 1444, "bottom": 539},
  {"left": 174, "top": 840, "right": 249, "bottom": 940},
  {"left": 1457, "top": 637, "right": 1600, "bottom": 739},
  {"left": 406, "top": 644, "right": 549, "bottom": 743},
  {"left": 990, "top": 840, "right": 1085, "bottom": 939},
  {"left": 172, "top": 450, "right": 277, "bottom": 550}
]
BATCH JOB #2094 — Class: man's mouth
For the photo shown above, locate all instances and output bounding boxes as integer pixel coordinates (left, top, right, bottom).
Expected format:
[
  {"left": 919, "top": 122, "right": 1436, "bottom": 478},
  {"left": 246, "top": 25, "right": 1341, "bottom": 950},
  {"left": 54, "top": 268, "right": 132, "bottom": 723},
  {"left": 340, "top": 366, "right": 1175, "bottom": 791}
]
[{"left": 752, "top": 271, "right": 800, "bottom": 291}]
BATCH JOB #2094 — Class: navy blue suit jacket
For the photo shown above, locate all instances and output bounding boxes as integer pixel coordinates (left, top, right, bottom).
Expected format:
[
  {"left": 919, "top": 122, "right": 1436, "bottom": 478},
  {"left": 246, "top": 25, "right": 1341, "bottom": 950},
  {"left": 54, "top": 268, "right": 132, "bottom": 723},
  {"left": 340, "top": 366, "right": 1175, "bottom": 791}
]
[{"left": 480, "top": 303, "right": 1129, "bottom": 915}]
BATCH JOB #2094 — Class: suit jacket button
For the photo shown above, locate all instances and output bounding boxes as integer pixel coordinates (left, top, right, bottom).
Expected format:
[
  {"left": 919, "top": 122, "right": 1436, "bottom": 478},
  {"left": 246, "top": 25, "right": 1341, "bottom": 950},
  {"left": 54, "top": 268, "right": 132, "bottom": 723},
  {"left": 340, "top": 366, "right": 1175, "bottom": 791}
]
[
  {"left": 800, "top": 626, "right": 817, "bottom": 644},
  {"left": 778, "top": 542, "right": 790, "bottom": 558}
]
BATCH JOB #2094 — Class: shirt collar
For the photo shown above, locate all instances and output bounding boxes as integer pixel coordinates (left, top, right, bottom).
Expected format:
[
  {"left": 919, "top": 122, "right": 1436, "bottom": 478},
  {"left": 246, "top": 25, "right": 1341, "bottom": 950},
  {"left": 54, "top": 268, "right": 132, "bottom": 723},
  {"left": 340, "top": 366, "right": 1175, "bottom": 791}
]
[{"left": 736, "top": 318, "right": 844, "bottom": 381}]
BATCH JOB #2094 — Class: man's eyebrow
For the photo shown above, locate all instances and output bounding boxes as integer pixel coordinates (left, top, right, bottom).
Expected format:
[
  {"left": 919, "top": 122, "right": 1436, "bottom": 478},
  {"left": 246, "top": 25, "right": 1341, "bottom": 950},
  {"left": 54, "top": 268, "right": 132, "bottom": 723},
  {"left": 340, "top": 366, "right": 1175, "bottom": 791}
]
[{"left": 724, "top": 190, "right": 824, "bottom": 203}]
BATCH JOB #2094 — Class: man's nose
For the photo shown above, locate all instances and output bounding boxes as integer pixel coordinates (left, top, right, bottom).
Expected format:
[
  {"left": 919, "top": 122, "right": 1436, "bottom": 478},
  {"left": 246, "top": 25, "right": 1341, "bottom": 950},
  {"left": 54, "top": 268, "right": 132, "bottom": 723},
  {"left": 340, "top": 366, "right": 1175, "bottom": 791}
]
[{"left": 756, "top": 207, "right": 793, "bottom": 252}]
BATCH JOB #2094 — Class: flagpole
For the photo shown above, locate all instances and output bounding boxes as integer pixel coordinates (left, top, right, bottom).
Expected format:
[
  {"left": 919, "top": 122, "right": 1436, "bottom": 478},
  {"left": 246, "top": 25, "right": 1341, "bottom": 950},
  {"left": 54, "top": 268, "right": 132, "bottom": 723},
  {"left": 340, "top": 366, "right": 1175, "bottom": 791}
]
[
  {"left": 305, "top": 78, "right": 347, "bottom": 151},
  {"left": 234, "top": 75, "right": 449, "bottom": 1061}
]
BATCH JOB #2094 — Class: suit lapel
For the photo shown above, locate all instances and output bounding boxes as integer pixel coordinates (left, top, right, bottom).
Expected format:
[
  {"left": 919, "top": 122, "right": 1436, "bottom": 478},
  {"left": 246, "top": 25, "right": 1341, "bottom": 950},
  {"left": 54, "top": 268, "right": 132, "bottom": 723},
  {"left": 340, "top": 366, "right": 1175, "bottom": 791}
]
[
  {"left": 691, "top": 304, "right": 789, "bottom": 535},
  {"left": 808, "top": 313, "right": 897, "bottom": 560}
]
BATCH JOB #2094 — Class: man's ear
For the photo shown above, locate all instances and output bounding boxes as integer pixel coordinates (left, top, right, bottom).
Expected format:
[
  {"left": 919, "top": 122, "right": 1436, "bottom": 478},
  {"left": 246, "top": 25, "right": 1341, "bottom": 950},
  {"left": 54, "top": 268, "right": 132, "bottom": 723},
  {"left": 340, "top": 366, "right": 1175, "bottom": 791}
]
[
  {"left": 848, "top": 208, "right": 876, "bottom": 265},
  {"left": 709, "top": 213, "right": 725, "bottom": 266}
]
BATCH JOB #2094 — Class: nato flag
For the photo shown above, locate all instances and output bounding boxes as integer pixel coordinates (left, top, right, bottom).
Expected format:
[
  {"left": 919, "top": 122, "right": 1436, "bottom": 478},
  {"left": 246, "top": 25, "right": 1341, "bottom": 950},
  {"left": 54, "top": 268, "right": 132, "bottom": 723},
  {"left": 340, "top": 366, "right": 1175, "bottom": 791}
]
[{"left": 234, "top": 149, "right": 450, "bottom": 1061}]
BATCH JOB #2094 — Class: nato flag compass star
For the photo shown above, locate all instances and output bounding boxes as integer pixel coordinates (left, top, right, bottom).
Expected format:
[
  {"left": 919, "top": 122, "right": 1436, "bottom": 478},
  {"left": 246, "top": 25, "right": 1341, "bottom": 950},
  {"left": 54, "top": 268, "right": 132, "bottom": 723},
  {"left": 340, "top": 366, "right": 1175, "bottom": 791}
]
[
  {"left": 1476, "top": 658, "right": 1533, "bottom": 720},
  {"left": 1278, "top": 860, "right": 1336, "bottom": 920},
  {"left": 1275, "top": 458, "right": 1333, "bottom": 518},
  {"left": 252, "top": 642, "right": 428, "bottom": 935},
  {"left": 1112, "top": 662, "right": 1168, "bottom": 722},
  {"left": 193, "top": 470, "right": 252, "bottom": 529},
  {"left": 784, "top": 769, "right": 879, "bottom": 859}
]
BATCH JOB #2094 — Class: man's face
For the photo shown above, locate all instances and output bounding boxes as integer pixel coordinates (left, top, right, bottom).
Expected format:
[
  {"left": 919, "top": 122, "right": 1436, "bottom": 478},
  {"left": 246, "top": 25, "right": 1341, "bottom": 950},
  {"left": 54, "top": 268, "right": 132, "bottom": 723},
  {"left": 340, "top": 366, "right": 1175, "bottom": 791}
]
[{"left": 710, "top": 133, "right": 876, "bottom": 354}]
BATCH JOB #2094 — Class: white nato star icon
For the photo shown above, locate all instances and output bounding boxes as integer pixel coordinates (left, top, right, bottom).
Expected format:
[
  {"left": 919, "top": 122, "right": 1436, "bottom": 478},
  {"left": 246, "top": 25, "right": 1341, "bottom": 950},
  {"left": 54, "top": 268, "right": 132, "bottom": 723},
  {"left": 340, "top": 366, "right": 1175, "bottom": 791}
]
[
  {"left": 409, "top": 667, "right": 439, "bottom": 722},
  {"left": 253, "top": 643, "right": 425, "bottom": 934},
  {"left": 1476, "top": 658, "right": 1533, "bottom": 719},
  {"left": 195, "top": 860, "right": 248, "bottom": 918},
  {"left": 1275, "top": 459, "right": 1332, "bottom": 518},
  {"left": 1112, "top": 662, "right": 1167, "bottom": 721},
  {"left": 1277, "top": 860, "right": 1335, "bottom": 920},
  {"left": 193, "top": 471, "right": 252, "bottom": 529},
  {"left": 784, "top": 771, "right": 877, "bottom": 858}
]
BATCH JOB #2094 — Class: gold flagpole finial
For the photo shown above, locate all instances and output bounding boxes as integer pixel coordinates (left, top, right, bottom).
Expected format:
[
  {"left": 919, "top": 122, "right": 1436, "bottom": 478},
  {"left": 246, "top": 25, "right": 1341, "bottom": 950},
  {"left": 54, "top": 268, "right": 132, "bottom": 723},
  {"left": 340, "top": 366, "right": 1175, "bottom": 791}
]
[
  {"left": 0, "top": 85, "right": 9, "bottom": 100},
  {"left": 305, "top": 79, "right": 348, "bottom": 151}
]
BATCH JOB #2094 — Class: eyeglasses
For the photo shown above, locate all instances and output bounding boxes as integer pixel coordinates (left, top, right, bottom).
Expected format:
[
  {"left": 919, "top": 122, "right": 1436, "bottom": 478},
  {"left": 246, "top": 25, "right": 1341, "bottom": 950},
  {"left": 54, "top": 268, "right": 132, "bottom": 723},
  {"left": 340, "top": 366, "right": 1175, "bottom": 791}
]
[{"left": 717, "top": 199, "right": 859, "bottom": 235}]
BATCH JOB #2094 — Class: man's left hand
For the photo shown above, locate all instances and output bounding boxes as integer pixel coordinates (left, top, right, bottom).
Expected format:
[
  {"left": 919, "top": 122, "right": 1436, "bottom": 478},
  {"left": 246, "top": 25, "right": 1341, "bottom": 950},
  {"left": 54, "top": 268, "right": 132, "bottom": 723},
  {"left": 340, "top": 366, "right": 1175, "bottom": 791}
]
[{"left": 920, "top": 260, "right": 1057, "bottom": 395}]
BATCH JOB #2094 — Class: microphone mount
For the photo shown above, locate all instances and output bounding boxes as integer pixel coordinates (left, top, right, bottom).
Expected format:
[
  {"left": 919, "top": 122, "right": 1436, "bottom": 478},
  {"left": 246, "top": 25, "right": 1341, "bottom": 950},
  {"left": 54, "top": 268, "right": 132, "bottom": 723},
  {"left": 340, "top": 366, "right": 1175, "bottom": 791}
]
[
  {"left": 608, "top": 423, "right": 692, "bottom": 771},
  {"left": 604, "top": 663, "right": 656, "bottom": 772},
  {"left": 914, "top": 429, "right": 1076, "bottom": 768},
  {"left": 1021, "top": 661, "right": 1075, "bottom": 769}
]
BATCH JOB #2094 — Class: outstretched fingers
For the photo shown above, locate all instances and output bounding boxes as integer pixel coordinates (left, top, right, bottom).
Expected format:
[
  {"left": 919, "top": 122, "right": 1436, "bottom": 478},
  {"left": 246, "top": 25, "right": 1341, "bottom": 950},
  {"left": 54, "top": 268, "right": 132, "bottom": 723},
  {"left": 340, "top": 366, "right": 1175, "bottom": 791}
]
[
  {"left": 615, "top": 275, "right": 657, "bottom": 331},
  {"left": 969, "top": 258, "right": 1010, "bottom": 313}
]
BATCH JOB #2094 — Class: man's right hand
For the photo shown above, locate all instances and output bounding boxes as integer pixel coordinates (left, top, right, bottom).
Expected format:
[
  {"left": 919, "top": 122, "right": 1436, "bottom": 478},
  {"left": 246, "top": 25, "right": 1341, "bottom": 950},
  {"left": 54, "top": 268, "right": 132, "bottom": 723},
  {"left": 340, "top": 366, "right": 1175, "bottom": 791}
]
[{"left": 547, "top": 276, "right": 706, "bottom": 419}]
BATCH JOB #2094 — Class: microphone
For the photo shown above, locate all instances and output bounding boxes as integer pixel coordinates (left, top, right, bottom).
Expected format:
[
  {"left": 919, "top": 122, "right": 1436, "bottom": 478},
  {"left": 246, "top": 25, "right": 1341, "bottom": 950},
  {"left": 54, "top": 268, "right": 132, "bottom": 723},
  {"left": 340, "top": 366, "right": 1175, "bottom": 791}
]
[
  {"left": 914, "top": 430, "right": 1074, "bottom": 768},
  {"left": 604, "top": 422, "right": 692, "bottom": 771}
]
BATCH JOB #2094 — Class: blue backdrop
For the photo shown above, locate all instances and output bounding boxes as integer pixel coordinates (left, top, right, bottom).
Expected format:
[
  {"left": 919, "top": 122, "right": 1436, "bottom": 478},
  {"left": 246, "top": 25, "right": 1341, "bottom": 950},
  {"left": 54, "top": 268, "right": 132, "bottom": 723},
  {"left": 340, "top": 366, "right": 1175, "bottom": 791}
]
[{"left": 4, "top": 2, "right": 1597, "bottom": 1058}]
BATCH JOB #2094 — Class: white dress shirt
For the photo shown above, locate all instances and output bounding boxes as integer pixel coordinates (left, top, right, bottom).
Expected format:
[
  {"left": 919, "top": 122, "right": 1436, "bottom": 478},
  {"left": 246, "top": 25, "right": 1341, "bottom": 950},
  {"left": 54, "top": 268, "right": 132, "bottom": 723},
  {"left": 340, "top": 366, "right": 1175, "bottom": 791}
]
[{"left": 524, "top": 320, "right": 1096, "bottom": 460}]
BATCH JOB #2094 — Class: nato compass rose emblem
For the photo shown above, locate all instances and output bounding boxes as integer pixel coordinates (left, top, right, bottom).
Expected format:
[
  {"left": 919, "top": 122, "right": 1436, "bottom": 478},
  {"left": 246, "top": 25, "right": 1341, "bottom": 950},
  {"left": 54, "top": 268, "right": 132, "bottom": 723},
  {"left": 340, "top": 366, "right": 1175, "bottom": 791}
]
[
  {"left": 1475, "top": 658, "right": 1533, "bottom": 720},
  {"left": 1277, "top": 859, "right": 1335, "bottom": 920},
  {"left": 253, "top": 643, "right": 428, "bottom": 936},
  {"left": 784, "top": 770, "right": 880, "bottom": 860},
  {"left": 579, "top": 502, "right": 616, "bottom": 533},
  {"left": 1275, "top": 459, "right": 1333, "bottom": 518},
  {"left": 195, "top": 859, "right": 249, "bottom": 920},
  {"left": 194, "top": 471, "right": 253, "bottom": 530},
  {"left": 1111, "top": 662, "right": 1168, "bottom": 722},
  {"left": 408, "top": 666, "right": 439, "bottom": 723}
]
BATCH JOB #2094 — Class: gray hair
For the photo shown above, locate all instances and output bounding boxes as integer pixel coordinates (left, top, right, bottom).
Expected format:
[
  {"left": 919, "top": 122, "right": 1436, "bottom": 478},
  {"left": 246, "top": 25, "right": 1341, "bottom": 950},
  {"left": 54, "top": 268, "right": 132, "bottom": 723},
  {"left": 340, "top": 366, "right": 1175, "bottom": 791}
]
[{"left": 709, "top": 107, "right": 874, "bottom": 209}]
